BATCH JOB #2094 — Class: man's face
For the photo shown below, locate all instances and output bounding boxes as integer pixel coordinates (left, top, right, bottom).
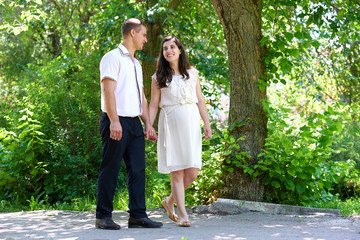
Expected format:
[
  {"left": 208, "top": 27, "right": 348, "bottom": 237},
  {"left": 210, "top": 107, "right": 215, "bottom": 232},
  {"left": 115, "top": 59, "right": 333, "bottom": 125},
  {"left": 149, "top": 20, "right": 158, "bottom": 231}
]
[{"left": 133, "top": 25, "right": 147, "bottom": 51}]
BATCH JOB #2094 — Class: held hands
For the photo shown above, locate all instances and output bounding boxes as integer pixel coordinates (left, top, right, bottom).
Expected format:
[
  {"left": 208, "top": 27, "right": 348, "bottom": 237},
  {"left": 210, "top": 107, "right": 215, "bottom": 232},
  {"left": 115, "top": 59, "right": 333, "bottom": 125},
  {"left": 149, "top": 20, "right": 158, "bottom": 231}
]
[
  {"left": 144, "top": 124, "right": 158, "bottom": 142},
  {"left": 110, "top": 122, "right": 158, "bottom": 142},
  {"left": 204, "top": 125, "right": 212, "bottom": 140}
]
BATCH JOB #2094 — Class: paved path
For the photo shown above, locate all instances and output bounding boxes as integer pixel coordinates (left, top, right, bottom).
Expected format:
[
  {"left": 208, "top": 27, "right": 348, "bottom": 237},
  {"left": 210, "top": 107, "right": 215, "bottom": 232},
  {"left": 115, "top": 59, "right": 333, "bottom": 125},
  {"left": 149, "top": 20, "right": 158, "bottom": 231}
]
[{"left": 0, "top": 208, "right": 359, "bottom": 240}]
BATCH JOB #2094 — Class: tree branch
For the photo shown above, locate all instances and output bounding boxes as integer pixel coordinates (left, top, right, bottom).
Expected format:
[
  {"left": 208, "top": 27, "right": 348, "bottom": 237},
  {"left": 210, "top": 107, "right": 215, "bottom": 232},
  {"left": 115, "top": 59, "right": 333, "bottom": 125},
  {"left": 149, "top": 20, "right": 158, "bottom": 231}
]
[
  {"left": 330, "top": 3, "right": 340, "bottom": 13},
  {"left": 168, "top": 0, "right": 182, "bottom": 10}
]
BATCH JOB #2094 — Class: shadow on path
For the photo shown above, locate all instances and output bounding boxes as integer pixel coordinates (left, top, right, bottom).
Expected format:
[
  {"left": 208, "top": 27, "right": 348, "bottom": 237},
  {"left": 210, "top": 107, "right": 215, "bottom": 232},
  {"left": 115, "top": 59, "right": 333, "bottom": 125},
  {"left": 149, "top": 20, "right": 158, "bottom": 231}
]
[{"left": 0, "top": 206, "right": 359, "bottom": 240}]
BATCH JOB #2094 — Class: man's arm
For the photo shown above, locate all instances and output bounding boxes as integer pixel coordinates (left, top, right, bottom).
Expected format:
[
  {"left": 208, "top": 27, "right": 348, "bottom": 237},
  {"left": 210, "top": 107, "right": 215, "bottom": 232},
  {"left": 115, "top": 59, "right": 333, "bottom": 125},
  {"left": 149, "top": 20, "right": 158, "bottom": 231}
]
[
  {"left": 140, "top": 91, "right": 157, "bottom": 141},
  {"left": 102, "top": 78, "right": 123, "bottom": 141}
]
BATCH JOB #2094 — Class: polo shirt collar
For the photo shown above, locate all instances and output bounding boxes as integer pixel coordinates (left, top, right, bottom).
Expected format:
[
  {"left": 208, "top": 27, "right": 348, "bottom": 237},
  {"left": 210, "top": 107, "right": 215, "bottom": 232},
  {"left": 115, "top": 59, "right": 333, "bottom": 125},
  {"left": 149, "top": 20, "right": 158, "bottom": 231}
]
[{"left": 118, "top": 44, "right": 131, "bottom": 57}]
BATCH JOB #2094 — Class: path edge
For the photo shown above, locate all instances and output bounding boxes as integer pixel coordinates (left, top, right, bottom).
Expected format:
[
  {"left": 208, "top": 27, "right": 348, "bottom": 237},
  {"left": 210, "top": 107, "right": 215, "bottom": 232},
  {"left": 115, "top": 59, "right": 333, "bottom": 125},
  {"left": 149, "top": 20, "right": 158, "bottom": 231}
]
[{"left": 193, "top": 198, "right": 341, "bottom": 216}]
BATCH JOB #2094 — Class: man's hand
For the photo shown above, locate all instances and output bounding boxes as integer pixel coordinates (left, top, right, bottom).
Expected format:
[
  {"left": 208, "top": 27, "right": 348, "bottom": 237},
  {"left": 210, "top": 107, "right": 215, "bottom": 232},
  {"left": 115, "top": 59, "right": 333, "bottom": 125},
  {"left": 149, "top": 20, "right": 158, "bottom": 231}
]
[
  {"left": 110, "top": 121, "right": 123, "bottom": 141},
  {"left": 144, "top": 124, "right": 158, "bottom": 142}
]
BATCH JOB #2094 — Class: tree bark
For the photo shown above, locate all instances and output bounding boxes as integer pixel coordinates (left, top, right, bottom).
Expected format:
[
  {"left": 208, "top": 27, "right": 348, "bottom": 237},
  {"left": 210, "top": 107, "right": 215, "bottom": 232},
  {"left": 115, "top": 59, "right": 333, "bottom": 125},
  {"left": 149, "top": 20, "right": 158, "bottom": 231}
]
[
  {"left": 212, "top": 0, "right": 268, "bottom": 201},
  {"left": 142, "top": 21, "right": 162, "bottom": 99}
]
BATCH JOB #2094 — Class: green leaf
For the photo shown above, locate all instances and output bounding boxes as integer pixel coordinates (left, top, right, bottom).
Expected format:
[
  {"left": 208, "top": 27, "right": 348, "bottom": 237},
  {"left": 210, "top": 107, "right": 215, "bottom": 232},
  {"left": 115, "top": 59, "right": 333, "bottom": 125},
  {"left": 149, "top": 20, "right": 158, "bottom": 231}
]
[
  {"left": 25, "top": 151, "right": 35, "bottom": 162},
  {"left": 287, "top": 168, "right": 296, "bottom": 176},
  {"left": 300, "top": 125, "right": 310, "bottom": 132},
  {"left": 271, "top": 181, "right": 281, "bottom": 188},
  {"left": 311, "top": 41, "right": 320, "bottom": 48},
  {"left": 291, "top": 159, "right": 299, "bottom": 167},
  {"left": 260, "top": 36, "right": 270, "bottom": 46},
  {"left": 244, "top": 168, "right": 254, "bottom": 174},
  {"left": 295, "top": 150, "right": 303, "bottom": 158},
  {"left": 319, "top": 136, "right": 331, "bottom": 147},
  {"left": 203, "top": 139, "right": 210, "bottom": 145},
  {"left": 294, "top": 31, "right": 303, "bottom": 40},
  {"left": 279, "top": 58, "right": 293, "bottom": 73},
  {"left": 296, "top": 182, "right": 306, "bottom": 193},
  {"left": 284, "top": 32, "right": 293, "bottom": 41},
  {"left": 286, "top": 180, "right": 295, "bottom": 191},
  {"left": 34, "top": 131, "right": 44, "bottom": 136},
  {"left": 289, "top": 49, "right": 299, "bottom": 58}
]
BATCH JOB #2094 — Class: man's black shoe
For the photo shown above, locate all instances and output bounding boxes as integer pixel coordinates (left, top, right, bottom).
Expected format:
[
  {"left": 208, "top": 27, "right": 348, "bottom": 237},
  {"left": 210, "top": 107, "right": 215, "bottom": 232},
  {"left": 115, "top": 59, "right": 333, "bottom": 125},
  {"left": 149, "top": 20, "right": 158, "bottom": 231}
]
[
  {"left": 95, "top": 218, "right": 121, "bottom": 230},
  {"left": 128, "top": 217, "right": 163, "bottom": 228}
]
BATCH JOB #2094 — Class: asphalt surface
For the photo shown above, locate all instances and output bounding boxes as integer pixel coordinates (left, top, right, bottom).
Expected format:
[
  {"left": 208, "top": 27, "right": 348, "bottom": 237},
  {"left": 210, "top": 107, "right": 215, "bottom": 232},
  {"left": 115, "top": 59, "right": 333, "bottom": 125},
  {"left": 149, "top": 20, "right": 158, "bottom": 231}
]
[{"left": 0, "top": 206, "right": 359, "bottom": 240}]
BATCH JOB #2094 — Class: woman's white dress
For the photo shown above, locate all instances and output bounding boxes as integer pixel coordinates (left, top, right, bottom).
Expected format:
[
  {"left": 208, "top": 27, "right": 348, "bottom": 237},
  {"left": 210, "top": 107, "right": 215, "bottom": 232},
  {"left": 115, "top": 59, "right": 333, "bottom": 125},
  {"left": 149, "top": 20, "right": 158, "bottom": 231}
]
[{"left": 154, "top": 68, "right": 202, "bottom": 174}]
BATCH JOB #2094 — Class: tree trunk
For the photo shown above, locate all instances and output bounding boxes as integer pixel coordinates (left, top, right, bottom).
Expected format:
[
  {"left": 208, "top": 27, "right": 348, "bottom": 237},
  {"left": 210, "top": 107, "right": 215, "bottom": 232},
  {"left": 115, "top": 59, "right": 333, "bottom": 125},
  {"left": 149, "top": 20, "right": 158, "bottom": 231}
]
[
  {"left": 142, "top": 21, "right": 162, "bottom": 99},
  {"left": 212, "top": 0, "right": 268, "bottom": 201}
]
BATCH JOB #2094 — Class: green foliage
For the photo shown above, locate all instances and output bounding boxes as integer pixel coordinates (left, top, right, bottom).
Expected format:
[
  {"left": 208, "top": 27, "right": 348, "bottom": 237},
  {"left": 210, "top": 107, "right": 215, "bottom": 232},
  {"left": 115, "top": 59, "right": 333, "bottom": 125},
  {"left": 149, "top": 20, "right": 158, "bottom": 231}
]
[
  {"left": 258, "top": 102, "right": 351, "bottom": 205},
  {"left": 221, "top": 129, "right": 252, "bottom": 176},
  {"left": 258, "top": 0, "right": 360, "bottom": 205},
  {"left": 312, "top": 197, "right": 360, "bottom": 217},
  {"left": 0, "top": 48, "right": 102, "bottom": 204},
  {"left": 215, "top": 99, "right": 358, "bottom": 207},
  {"left": 330, "top": 121, "right": 360, "bottom": 199},
  {"left": 0, "top": 107, "right": 47, "bottom": 201},
  {"left": 0, "top": 0, "right": 108, "bottom": 206}
]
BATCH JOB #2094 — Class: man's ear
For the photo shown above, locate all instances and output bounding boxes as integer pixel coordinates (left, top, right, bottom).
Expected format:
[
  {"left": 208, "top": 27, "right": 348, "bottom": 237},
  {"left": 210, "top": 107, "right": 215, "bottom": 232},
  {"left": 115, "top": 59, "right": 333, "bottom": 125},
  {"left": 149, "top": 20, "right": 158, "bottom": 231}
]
[{"left": 130, "top": 29, "right": 136, "bottom": 37}]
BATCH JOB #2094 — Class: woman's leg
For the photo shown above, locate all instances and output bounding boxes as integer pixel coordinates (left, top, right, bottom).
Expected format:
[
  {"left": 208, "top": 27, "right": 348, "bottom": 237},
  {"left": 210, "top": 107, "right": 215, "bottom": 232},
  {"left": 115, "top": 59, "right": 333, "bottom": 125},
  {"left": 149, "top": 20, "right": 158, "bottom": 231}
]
[
  {"left": 167, "top": 168, "right": 198, "bottom": 207},
  {"left": 170, "top": 168, "right": 199, "bottom": 222},
  {"left": 170, "top": 170, "right": 187, "bottom": 220},
  {"left": 183, "top": 168, "right": 198, "bottom": 189}
]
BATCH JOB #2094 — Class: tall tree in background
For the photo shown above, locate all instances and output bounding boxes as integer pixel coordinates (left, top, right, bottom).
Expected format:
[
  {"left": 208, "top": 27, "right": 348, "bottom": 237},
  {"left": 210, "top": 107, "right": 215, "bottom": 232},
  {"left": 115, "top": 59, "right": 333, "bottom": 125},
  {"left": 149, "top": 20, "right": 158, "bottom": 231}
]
[
  {"left": 212, "top": 0, "right": 267, "bottom": 201},
  {"left": 140, "top": 0, "right": 181, "bottom": 97}
]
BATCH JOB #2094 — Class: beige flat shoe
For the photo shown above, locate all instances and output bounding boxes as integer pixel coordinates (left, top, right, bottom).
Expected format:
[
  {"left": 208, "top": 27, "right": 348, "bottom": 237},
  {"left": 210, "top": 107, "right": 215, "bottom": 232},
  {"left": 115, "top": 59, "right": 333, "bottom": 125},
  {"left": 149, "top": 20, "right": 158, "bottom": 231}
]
[
  {"left": 161, "top": 199, "right": 179, "bottom": 222},
  {"left": 178, "top": 219, "right": 191, "bottom": 227}
]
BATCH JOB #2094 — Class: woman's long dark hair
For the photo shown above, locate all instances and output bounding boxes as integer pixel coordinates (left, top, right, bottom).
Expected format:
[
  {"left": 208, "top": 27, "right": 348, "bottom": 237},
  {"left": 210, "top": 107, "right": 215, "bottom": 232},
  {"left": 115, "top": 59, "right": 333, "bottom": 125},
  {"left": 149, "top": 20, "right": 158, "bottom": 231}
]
[{"left": 155, "top": 36, "right": 191, "bottom": 88}]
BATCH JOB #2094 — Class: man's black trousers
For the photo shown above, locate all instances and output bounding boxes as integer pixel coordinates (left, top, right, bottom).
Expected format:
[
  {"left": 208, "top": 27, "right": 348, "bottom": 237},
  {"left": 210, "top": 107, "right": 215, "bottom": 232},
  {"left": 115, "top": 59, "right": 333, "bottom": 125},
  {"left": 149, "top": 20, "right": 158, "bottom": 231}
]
[{"left": 96, "top": 113, "right": 147, "bottom": 219}]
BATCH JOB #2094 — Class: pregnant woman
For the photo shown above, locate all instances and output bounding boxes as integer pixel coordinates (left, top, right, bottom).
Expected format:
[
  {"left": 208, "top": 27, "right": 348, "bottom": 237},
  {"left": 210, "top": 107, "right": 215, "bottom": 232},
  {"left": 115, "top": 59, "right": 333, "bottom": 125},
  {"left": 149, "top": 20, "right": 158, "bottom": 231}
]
[{"left": 149, "top": 36, "right": 212, "bottom": 227}]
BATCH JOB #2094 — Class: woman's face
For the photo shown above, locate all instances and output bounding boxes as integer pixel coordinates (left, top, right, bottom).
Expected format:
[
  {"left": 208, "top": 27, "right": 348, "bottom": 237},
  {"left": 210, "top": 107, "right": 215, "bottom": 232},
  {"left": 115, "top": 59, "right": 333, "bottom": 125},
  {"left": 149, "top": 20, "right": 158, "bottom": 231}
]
[{"left": 162, "top": 39, "right": 181, "bottom": 64}]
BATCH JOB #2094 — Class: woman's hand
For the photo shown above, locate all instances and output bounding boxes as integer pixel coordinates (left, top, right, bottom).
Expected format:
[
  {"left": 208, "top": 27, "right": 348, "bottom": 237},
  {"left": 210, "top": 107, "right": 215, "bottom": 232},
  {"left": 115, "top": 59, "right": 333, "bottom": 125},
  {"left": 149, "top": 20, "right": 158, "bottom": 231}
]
[
  {"left": 204, "top": 125, "right": 212, "bottom": 140},
  {"left": 145, "top": 124, "right": 158, "bottom": 142}
]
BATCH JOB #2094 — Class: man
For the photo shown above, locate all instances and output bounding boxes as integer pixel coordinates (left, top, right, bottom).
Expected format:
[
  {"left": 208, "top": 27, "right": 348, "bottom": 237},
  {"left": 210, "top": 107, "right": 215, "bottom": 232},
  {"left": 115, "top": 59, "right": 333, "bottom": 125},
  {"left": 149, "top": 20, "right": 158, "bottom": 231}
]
[{"left": 95, "top": 18, "right": 162, "bottom": 230}]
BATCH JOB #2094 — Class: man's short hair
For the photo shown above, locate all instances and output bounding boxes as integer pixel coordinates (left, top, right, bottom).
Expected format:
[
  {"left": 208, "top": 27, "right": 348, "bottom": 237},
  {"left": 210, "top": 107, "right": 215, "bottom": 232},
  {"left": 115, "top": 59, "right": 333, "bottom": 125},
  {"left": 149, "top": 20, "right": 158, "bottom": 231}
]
[{"left": 122, "top": 18, "right": 146, "bottom": 37}]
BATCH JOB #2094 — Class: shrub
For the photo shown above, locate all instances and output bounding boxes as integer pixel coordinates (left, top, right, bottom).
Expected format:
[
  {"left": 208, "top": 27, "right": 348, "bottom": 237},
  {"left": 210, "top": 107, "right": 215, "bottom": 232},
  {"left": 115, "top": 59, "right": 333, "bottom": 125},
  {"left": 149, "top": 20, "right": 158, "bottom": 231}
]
[
  {"left": 330, "top": 121, "right": 360, "bottom": 199},
  {"left": 0, "top": 51, "right": 102, "bottom": 204}
]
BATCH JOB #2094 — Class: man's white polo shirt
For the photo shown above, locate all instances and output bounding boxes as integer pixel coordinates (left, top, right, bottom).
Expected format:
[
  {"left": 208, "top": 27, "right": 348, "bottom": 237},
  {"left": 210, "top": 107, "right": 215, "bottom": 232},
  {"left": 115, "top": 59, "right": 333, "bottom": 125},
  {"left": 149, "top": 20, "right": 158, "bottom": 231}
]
[{"left": 100, "top": 44, "right": 143, "bottom": 117}]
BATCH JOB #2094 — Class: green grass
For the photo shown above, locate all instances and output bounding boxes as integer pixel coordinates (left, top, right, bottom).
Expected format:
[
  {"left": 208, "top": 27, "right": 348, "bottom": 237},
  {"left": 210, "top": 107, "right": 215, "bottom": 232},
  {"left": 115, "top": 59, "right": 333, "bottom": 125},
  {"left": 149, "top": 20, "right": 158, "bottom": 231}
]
[
  {"left": 0, "top": 189, "right": 165, "bottom": 213},
  {"left": 0, "top": 195, "right": 97, "bottom": 213},
  {"left": 0, "top": 166, "right": 170, "bottom": 213},
  {"left": 311, "top": 197, "right": 360, "bottom": 216}
]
